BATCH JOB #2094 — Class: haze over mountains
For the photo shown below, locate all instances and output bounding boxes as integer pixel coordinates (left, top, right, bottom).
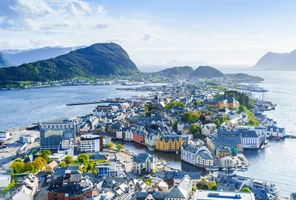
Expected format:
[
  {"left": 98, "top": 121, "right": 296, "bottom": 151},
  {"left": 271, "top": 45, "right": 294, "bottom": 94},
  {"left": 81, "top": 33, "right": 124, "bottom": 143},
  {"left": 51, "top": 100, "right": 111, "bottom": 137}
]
[
  {"left": 0, "top": 47, "right": 81, "bottom": 68},
  {"left": 255, "top": 49, "right": 296, "bottom": 70}
]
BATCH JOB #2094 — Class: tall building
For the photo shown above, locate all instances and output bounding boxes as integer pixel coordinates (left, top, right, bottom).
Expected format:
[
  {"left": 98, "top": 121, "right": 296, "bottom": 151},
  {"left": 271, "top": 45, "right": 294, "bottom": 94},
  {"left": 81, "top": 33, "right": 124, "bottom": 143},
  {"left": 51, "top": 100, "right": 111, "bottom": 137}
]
[
  {"left": 40, "top": 119, "right": 79, "bottom": 151},
  {"left": 80, "top": 134, "right": 103, "bottom": 153}
]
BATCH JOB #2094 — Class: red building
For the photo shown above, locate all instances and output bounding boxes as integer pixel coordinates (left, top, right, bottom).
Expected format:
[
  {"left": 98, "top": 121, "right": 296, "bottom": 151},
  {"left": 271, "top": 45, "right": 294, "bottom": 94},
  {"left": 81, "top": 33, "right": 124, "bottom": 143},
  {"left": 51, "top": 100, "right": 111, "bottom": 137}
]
[{"left": 133, "top": 131, "right": 145, "bottom": 143}]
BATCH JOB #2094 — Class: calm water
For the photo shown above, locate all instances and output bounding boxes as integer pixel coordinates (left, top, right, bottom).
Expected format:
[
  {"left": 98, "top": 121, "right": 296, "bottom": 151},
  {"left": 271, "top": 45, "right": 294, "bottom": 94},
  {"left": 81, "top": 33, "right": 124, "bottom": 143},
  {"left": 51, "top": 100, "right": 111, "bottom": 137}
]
[{"left": 0, "top": 70, "right": 296, "bottom": 195}]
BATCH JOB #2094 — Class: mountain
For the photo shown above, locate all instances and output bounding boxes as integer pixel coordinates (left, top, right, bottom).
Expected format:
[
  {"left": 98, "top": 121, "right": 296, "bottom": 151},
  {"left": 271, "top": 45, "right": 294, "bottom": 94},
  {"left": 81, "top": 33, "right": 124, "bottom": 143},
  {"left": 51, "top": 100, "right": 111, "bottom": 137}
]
[
  {"left": 0, "top": 47, "right": 80, "bottom": 67},
  {"left": 224, "top": 73, "right": 264, "bottom": 83},
  {"left": 255, "top": 50, "right": 296, "bottom": 70},
  {"left": 155, "top": 66, "right": 194, "bottom": 78},
  {"left": 0, "top": 43, "right": 139, "bottom": 82},
  {"left": 0, "top": 53, "right": 9, "bottom": 67},
  {"left": 189, "top": 66, "right": 224, "bottom": 80}
]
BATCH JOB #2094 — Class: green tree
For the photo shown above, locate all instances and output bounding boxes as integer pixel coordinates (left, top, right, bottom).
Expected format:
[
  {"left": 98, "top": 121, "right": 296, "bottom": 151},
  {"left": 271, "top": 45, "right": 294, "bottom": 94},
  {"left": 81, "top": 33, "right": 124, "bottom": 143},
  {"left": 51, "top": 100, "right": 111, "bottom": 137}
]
[
  {"left": 10, "top": 159, "right": 24, "bottom": 173},
  {"left": 181, "top": 111, "right": 201, "bottom": 123},
  {"left": 106, "top": 142, "right": 115, "bottom": 150},
  {"left": 39, "top": 150, "right": 51, "bottom": 160},
  {"left": 116, "top": 144, "right": 124, "bottom": 152},
  {"left": 78, "top": 153, "right": 90, "bottom": 164},
  {"left": 192, "top": 185, "right": 197, "bottom": 192},
  {"left": 241, "top": 187, "right": 252, "bottom": 193},
  {"left": 33, "top": 156, "right": 47, "bottom": 171},
  {"left": 194, "top": 100, "right": 202, "bottom": 107},
  {"left": 64, "top": 156, "right": 74, "bottom": 164},
  {"left": 59, "top": 161, "right": 67, "bottom": 168},
  {"left": 23, "top": 162, "right": 34, "bottom": 172},
  {"left": 208, "top": 181, "right": 217, "bottom": 190}
]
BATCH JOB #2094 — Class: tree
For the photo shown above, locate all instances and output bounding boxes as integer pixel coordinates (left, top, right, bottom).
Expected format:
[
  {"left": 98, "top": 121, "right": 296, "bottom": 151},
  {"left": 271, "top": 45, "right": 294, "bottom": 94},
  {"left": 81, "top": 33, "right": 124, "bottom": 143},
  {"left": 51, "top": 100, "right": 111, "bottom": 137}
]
[
  {"left": 78, "top": 153, "right": 90, "bottom": 164},
  {"left": 59, "top": 161, "right": 67, "bottom": 168},
  {"left": 10, "top": 159, "right": 24, "bottom": 173},
  {"left": 64, "top": 156, "right": 74, "bottom": 164},
  {"left": 106, "top": 142, "right": 115, "bottom": 150},
  {"left": 208, "top": 181, "right": 217, "bottom": 190},
  {"left": 116, "top": 144, "right": 124, "bottom": 152},
  {"left": 23, "top": 162, "right": 34, "bottom": 172},
  {"left": 33, "top": 156, "right": 47, "bottom": 171},
  {"left": 241, "top": 187, "right": 252, "bottom": 193},
  {"left": 194, "top": 100, "right": 202, "bottom": 107},
  {"left": 181, "top": 111, "right": 200, "bottom": 123},
  {"left": 192, "top": 185, "right": 197, "bottom": 192},
  {"left": 39, "top": 150, "right": 51, "bottom": 160}
]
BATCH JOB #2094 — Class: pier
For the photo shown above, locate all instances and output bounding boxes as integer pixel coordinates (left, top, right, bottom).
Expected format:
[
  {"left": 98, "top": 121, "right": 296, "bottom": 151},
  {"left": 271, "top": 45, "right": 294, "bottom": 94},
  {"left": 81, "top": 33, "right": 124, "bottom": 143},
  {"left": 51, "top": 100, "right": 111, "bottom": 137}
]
[{"left": 66, "top": 98, "right": 128, "bottom": 106}]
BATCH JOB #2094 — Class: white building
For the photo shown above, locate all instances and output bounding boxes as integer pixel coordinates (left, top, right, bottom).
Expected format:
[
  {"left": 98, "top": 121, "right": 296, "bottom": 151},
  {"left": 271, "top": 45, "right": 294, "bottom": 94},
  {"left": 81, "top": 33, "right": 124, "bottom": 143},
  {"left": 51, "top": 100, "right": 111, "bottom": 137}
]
[
  {"left": 133, "top": 153, "right": 155, "bottom": 175},
  {"left": 0, "top": 131, "right": 12, "bottom": 143},
  {"left": 202, "top": 123, "right": 217, "bottom": 136},
  {"left": 0, "top": 174, "right": 11, "bottom": 188},
  {"left": 19, "top": 134, "right": 36, "bottom": 144},
  {"left": 80, "top": 134, "right": 102, "bottom": 153},
  {"left": 12, "top": 174, "right": 39, "bottom": 200},
  {"left": 220, "top": 156, "right": 235, "bottom": 168},
  {"left": 181, "top": 140, "right": 214, "bottom": 168}
]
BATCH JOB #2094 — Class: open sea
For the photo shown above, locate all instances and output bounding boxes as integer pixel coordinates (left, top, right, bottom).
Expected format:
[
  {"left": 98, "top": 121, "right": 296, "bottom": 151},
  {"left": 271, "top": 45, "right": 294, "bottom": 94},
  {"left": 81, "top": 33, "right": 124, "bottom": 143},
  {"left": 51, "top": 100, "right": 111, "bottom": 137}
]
[{"left": 0, "top": 69, "right": 296, "bottom": 196}]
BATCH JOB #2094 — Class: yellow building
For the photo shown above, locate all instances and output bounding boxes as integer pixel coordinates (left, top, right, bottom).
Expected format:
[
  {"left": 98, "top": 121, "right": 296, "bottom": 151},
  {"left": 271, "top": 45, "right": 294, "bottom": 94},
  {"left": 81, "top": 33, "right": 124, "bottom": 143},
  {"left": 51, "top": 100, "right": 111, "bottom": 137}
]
[{"left": 155, "top": 135, "right": 186, "bottom": 152}]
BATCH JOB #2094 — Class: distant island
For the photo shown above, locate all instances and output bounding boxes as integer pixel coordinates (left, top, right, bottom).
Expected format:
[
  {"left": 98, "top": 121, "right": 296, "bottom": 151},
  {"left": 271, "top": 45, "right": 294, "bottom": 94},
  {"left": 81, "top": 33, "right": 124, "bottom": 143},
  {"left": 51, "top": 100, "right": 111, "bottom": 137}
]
[
  {"left": 0, "top": 43, "right": 263, "bottom": 89},
  {"left": 255, "top": 49, "right": 296, "bottom": 70}
]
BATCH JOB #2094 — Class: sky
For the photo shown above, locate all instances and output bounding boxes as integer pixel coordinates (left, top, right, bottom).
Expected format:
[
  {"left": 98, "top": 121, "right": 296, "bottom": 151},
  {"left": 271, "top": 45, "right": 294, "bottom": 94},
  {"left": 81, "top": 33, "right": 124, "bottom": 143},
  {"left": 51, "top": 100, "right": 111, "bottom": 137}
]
[{"left": 1, "top": 0, "right": 296, "bottom": 69}]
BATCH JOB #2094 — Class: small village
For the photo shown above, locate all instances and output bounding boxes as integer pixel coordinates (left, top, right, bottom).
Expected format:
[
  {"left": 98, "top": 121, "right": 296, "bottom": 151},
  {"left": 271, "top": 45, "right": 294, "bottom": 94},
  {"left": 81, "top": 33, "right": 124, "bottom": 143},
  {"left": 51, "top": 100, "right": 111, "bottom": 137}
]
[{"left": 0, "top": 82, "right": 291, "bottom": 200}]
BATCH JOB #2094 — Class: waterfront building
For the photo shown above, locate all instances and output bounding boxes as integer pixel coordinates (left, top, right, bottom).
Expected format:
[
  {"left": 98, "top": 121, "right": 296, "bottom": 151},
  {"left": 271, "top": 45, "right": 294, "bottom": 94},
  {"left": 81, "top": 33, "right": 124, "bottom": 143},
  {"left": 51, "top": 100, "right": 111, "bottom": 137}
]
[
  {"left": 181, "top": 140, "right": 214, "bottom": 168},
  {"left": 220, "top": 156, "right": 235, "bottom": 168},
  {"left": 0, "top": 131, "right": 11, "bottom": 143},
  {"left": 145, "top": 132, "right": 159, "bottom": 148},
  {"left": 132, "top": 128, "right": 146, "bottom": 143},
  {"left": 133, "top": 153, "right": 155, "bottom": 175},
  {"left": 80, "top": 134, "right": 103, "bottom": 153},
  {"left": 19, "top": 134, "right": 36, "bottom": 144},
  {"left": 155, "top": 134, "right": 187, "bottom": 152}
]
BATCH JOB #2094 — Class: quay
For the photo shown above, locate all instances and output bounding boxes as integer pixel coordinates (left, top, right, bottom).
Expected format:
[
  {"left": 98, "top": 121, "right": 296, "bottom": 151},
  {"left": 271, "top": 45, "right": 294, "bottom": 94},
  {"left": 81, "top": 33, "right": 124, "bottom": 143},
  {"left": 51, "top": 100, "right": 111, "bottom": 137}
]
[{"left": 66, "top": 98, "right": 128, "bottom": 106}]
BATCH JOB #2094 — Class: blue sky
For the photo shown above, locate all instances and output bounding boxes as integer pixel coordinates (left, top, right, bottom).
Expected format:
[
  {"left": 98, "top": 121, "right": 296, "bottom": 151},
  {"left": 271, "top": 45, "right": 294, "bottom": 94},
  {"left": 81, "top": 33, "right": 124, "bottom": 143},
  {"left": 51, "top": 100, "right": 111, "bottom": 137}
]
[{"left": 0, "top": 0, "right": 296, "bottom": 68}]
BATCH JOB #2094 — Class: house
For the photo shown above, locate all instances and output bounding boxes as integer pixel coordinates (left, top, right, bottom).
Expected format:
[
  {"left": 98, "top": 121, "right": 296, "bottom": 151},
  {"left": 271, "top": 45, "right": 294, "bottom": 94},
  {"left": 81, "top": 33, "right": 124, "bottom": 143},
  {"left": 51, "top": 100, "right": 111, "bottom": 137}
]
[
  {"left": 201, "top": 123, "right": 217, "bottom": 136},
  {"left": 155, "top": 135, "right": 187, "bottom": 152},
  {"left": 163, "top": 171, "right": 200, "bottom": 187},
  {"left": 181, "top": 140, "right": 214, "bottom": 168},
  {"left": 133, "top": 128, "right": 146, "bottom": 143},
  {"left": 220, "top": 156, "right": 235, "bottom": 168},
  {"left": 145, "top": 132, "right": 158, "bottom": 149},
  {"left": 12, "top": 174, "right": 39, "bottom": 200},
  {"left": 133, "top": 153, "right": 155, "bottom": 175},
  {"left": 132, "top": 176, "right": 192, "bottom": 200},
  {"left": 48, "top": 170, "right": 93, "bottom": 200},
  {"left": 45, "top": 161, "right": 58, "bottom": 173}
]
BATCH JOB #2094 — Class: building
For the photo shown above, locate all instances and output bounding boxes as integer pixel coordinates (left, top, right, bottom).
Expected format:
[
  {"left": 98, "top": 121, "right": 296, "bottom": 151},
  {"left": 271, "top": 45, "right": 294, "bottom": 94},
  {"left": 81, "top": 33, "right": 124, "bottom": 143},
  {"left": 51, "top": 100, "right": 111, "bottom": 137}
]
[
  {"left": 12, "top": 175, "right": 39, "bottom": 200},
  {"left": 201, "top": 123, "right": 217, "bottom": 136},
  {"left": 80, "top": 134, "right": 103, "bottom": 153},
  {"left": 181, "top": 140, "right": 214, "bottom": 168},
  {"left": 40, "top": 119, "right": 78, "bottom": 151},
  {"left": 133, "top": 153, "right": 155, "bottom": 175},
  {"left": 48, "top": 170, "right": 93, "bottom": 200},
  {"left": 145, "top": 132, "right": 158, "bottom": 149},
  {"left": 220, "top": 156, "right": 235, "bottom": 168},
  {"left": 155, "top": 135, "right": 186, "bottom": 152},
  {"left": 195, "top": 190, "right": 255, "bottom": 200},
  {"left": 0, "top": 131, "right": 11, "bottom": 143},
  {"left": 0, "top": 174, "right": 11, "bottom": 188},
  {"left": 19, "top": 134, "right": 36, "bottom": 144},
  {"left": 133, "top": 129, "right": 146, "bottom": 143},
  {"left": 46, "top": 161, "right": 58, "bottom": 173}
]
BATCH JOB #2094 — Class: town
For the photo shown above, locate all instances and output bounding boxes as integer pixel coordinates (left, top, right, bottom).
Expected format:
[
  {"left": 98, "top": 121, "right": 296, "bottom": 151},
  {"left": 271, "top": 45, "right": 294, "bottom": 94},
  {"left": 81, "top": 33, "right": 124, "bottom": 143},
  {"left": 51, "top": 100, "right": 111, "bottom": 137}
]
[{"left": 0, "top": 82, "right": 292, "bottom": 200}]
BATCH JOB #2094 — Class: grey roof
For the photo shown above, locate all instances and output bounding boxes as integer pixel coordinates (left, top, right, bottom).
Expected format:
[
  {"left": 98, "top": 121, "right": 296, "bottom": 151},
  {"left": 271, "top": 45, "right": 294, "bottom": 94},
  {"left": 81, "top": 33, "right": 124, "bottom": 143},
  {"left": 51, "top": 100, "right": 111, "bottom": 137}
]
[{"left": 134, "top": 153, "right": 153, "bottom": 163}]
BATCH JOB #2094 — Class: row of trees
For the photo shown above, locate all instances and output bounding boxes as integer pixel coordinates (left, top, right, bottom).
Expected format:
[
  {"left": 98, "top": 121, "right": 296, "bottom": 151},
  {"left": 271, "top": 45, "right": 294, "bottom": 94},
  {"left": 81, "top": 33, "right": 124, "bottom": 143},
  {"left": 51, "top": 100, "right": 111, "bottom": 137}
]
[
  {"left": 106, "top": 142, "right": 124, "bottom": 151},
  {"left": 10, "top": 150, "right": 51, "bottom": 174}
]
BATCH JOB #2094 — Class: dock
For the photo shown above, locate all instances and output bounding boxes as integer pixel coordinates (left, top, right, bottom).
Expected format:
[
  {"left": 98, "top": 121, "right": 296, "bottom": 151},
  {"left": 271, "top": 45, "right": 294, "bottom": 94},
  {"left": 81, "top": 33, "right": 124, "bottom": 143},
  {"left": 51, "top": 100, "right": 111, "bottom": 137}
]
[{"left": 66, "top": 98, "right": 128, "bottom": 106}]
